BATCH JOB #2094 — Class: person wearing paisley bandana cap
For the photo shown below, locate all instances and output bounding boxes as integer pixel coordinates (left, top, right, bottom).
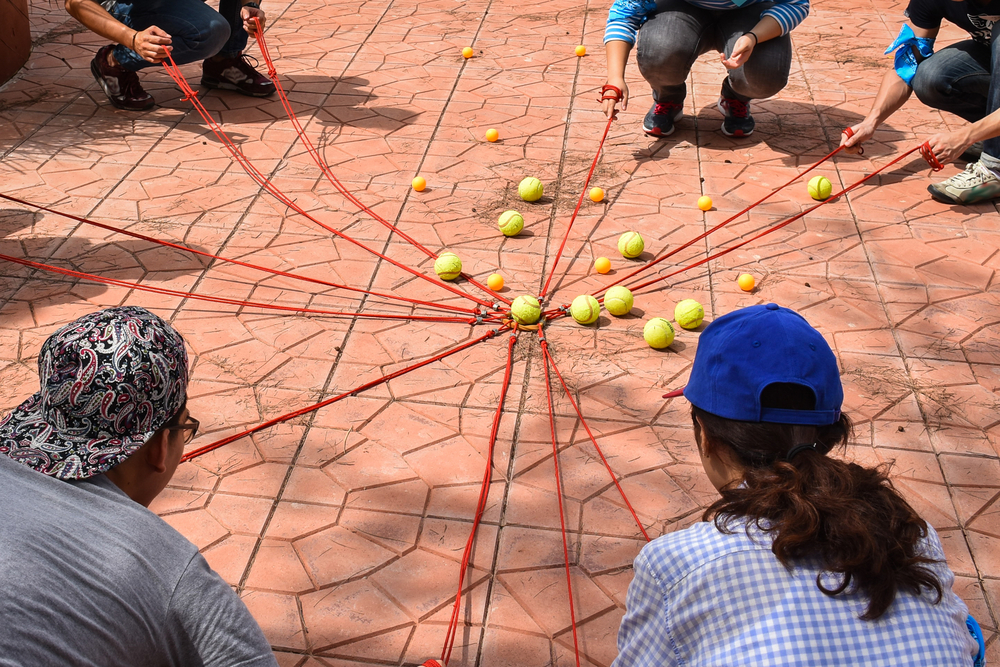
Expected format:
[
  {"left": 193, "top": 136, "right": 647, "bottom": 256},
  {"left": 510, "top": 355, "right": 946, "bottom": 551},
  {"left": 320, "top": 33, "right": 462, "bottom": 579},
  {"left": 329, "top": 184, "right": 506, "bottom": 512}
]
[
  {"left": 613, "top": 304, "right": 984, "bottom": 667},
  {"left": 0, "top": 307, "right": 277, "bottom": 667},
  {"left": 841, "top": 0, "right": 1000, "bottom": 205}
]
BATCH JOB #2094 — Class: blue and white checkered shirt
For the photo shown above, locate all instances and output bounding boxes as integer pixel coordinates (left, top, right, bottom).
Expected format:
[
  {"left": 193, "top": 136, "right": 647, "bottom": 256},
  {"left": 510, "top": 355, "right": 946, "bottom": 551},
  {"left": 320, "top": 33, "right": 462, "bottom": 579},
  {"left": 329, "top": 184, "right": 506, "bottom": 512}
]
[{"left": 614, "top": 520, "right": 979, "bottom": 666}]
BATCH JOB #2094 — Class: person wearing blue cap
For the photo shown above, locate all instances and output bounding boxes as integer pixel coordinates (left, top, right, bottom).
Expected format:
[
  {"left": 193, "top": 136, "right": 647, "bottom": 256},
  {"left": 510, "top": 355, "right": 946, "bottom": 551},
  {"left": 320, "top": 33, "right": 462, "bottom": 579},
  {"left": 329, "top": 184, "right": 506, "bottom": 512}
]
[
  {"left": 0, "top": 307, "right": 277, "bottom": 666},
  {"left": 613, "top": 303, "right": 984, "bottom": 666}
]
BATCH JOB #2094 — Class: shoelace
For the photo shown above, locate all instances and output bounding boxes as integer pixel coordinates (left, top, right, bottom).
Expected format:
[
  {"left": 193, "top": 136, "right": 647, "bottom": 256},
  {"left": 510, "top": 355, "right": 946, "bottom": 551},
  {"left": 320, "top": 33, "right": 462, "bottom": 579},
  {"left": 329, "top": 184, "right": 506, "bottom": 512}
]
[
  {"left": 235, "top": 53, "right": 264, "bottom": 77},
  {"left": 120, "top": 70, "right": 148, "bottom": 99},
  {"left": 953, "top": 161, "right": 990, "bottom": 186},
  {"left": 723, "top": 97, "right": 750, "bottom": 118},
  {"left": 653, "top": 102, "right": 681, "bottom": 116}
]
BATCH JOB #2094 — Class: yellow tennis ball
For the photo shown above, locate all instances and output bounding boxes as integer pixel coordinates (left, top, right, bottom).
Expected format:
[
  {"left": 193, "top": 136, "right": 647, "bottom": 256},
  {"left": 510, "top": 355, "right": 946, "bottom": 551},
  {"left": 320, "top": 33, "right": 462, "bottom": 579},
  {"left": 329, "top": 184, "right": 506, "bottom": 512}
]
[
  {"left": 497, "top": 210, "right": 524, "bottom": 236},
  {"left": 575, "top": 45, "right": 586, "bottom": 56},
  {"left": 412, "top": 176, "right": 426, "bottom": 192},
  {"left": 617, "top": 231, "right": 644, "bottom": 258},
  {"left": 808, "top": 175, "right": 832, "bottom": 201},
  {"left": 674, "top": 298, "right": 704, "bottom": 329},
  {"left": 485, "top": 128, "right": 499, "bottom": 142},
  {"left": 697, "top": 196, "right": 712, "bottom": 211},
  {"left": 589, "top": 187, "right": 604, "bottom": 202},
  {"left": 462, "top": 47, "right": 474, "bottom": 59},
  {"left": 511, "top": 295, "right": 541, "bottom": 324},
  {"left": 570, "top": 294, "right": 600, "bottom": 324},
  {"left": 434, "top": 251, "right": 462, "bottom": 281},
  {"left": 604, "top": 286, "right": 633, "bottom": 316},
  {"left": 643, "top": 318, "right": 675, "bottom": 349},
  {"left": 518, "top": 177, "right": 544, "bottom": 202}
]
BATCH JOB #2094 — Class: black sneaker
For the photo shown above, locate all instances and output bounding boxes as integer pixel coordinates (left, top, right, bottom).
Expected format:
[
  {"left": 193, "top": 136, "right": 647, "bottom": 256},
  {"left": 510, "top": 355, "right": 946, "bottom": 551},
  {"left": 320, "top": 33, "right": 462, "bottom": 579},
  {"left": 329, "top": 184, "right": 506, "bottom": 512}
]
[
  {"left": 201, "top": 54, "right": 276, "bottom": 97},
  {"left": 642, "top": 101, "right": 683, "bottom": 137},
  {"left": 717, "top": 96, "right": 754, "bottom": 137},
  {"left": 90, "top": 45, "right": 155, "bottom": 111}
]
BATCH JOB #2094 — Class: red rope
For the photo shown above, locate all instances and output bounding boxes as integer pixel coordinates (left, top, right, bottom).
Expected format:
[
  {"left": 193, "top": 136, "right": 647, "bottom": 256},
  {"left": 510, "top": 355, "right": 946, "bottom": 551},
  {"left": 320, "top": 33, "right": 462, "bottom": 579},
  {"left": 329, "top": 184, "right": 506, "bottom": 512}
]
[
  {"left": 158, "top": 57, "right": 497, "bottom": 311},
  {"left": 538, "top": 112, "right": 616, "bottom": 299},
  {"left": 180, "top": 327, "right": 502, "bottom": 462},
  {"left": 593, "top": 140, "right": 848, "bottom": 300},
  {"left": 439, "top": 330, "right": 519, "bottom": 666},
  {"left": 250, "top": 21, "right": 511, "bottom": 306},
  {"left": 0, "top": 253, "right": 477, "bottom": 323},
  {"left": 539, "top": 338, "right": 649, "bottom": 542},
  {"left": 0, "top": 192, "right": 479, "bottom": 317},
  {"left": 537, "top": 327, "right": 581, "bottom": 667},
  {"left": 625, "top": 143, "right": 930, "bottom": 295}
]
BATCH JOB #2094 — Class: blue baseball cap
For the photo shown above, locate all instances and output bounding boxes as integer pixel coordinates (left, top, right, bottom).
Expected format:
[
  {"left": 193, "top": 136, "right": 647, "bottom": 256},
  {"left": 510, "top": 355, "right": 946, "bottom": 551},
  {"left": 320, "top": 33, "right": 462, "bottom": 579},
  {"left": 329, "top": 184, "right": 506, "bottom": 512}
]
[{"left": 664, "top": 303, "right": 843, "bottom": 426}]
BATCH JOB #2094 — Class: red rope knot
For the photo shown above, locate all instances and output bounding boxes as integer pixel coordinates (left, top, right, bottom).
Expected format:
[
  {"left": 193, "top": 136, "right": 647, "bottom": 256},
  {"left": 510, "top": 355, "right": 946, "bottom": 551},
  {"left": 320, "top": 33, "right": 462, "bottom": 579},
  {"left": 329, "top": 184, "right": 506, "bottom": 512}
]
[
  {"left": 841, "top": 127, "right": 864, "bottom": 156},
  {"left": 919, "top": 141, "right": 944, "bottom": 171},
  {"left": 598, "top": 84, "right": 622, "bottom": 103},
  {"left": 179, "top": 88, "right": 199, "bottom": 102},
  {"left": 422, "top": 661, "right": 443, "bottom": 667}
]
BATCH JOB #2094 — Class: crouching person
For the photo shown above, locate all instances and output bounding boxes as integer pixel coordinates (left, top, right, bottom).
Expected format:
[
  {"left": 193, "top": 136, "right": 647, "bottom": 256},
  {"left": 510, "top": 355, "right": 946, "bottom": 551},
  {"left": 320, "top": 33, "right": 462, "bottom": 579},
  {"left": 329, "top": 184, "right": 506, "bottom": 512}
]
[
  {"left": 614, "top": 304, "right": 982, "bottom": 666},
  {"left": 0, "top": 307, "right": 277, "bottom": 667}
]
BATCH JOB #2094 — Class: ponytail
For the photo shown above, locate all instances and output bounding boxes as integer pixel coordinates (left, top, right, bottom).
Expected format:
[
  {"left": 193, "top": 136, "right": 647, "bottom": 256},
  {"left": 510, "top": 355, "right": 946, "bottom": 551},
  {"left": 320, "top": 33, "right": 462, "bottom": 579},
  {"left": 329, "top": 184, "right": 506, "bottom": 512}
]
[{"left": 693, "top": 401, "right": 943, "bottom": 620}]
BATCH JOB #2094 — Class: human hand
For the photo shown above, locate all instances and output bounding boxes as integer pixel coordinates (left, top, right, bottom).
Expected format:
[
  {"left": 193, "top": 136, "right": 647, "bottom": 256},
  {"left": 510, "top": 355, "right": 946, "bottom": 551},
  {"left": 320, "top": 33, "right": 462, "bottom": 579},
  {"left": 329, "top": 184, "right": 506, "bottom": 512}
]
[
  {"left": 925, "top": 129, "right": 972, "bottom": 165},
  {"left": 242, "top": 5, "right": 266, "bottom": 35},
  {"left": 133, "top": 26, "right": 172, "bottom": 63},
  {"left": 721, "top": 34, "right": 755, "bottom": 69},
  {"left": 841, "top": 121, "right": 875, "bottom": 154},
  {"left": 601, "top": 79, "right": 628, "bottom": 118}
]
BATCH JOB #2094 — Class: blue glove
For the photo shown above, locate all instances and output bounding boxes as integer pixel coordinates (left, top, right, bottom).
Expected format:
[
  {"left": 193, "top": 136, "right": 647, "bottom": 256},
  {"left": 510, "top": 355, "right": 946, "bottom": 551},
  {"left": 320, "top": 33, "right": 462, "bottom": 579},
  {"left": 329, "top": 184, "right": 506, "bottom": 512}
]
[
  {"left": 966, "top": 615, "right": 985, "bottom": 667},
  {"left": 885, "top": 24, "right": 934, "bottom": 86}
]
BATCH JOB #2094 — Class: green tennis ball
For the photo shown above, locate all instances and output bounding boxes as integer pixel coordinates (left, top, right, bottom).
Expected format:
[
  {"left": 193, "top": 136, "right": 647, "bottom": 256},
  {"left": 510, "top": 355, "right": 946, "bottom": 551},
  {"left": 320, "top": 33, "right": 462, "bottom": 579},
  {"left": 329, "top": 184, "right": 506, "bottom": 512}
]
[
  {"left": 674, "top": 298, "right": 704, "bottom": 329},
  {"left": 808, "top": 175, "right": 832, "bottom": 201},
  {"left": 518, "top": 177, "right": 544, "bottom": 202},
  {"left": 570, "top": 294, "right": 600, "bottom": 324},
  {"left": 434, "top": 251, "right": 462, "bottom": 281},
  {"left": 617, "top": 231, "right": 644, "bottom": 258},
  {"left": 498, "top": 210, "right": 524, "bottom": 236},
  {"left": 604, "top": 286, "right": 633, "bottom": 316},
  {"left": 511, "top": 295, "right": 541, "bottom": 324},
  {"left": 643, "top": 318, "right": 675, "bottom": 349}
]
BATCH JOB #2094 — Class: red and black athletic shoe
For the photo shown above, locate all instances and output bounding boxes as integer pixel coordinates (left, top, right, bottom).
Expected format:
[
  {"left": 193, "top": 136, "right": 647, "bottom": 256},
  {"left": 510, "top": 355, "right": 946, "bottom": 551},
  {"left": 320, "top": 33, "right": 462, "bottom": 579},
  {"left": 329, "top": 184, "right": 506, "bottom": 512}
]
[
  {"left": 642, "top": 101, "right": 683, "bottom": 137},
  {"left": 201, "top": 54, "right": 276, "bottom": 97},
  {"left": 90, "top": 45, "right": 155, "bottom": 111},
  {"left": 717, "top": 96, "right": 755, "bottom": 137}
]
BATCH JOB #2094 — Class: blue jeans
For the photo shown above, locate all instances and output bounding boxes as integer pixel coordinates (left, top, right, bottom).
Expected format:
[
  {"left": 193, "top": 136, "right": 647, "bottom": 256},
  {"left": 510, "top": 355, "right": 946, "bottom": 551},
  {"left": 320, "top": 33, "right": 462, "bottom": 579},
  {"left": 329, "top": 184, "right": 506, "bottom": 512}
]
[
  {"left": 911, "top": 39, "right": 1000, "bottom": 165},
  {"left": 635, "top": 0, "right": 792, "bottom": 103},
  {"left": 108, "top": 0, "right": 247, "bottom": 72}
]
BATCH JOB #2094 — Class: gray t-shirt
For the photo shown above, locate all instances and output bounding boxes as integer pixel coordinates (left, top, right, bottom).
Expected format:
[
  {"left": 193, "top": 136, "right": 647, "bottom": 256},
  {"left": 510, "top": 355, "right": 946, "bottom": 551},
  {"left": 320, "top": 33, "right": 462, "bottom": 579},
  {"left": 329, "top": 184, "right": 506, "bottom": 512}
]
[{"left": 0, "top": 454, "right": 277, "bottom": 667}]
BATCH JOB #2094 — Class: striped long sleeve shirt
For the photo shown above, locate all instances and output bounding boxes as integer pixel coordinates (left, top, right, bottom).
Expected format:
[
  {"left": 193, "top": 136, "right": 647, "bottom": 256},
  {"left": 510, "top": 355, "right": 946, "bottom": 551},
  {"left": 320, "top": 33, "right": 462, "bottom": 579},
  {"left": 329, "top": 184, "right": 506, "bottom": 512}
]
[{"left": 604, "top": 0, "right": 810, "bottom": 44}]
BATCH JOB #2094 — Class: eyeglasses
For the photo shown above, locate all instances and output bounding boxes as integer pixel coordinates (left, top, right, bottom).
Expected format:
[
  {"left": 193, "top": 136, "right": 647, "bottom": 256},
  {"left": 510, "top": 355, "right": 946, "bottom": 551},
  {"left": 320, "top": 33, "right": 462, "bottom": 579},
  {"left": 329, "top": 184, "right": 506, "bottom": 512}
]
[{"left": 168, "top": 415, "right": 200, "bottom": 445}]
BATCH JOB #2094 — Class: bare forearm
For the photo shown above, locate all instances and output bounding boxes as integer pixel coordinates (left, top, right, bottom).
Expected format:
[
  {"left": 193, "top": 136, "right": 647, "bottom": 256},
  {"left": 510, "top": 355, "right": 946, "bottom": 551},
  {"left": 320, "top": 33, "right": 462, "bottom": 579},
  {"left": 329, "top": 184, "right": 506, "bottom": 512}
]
[
  {"left": 864, "top": 69, "right": 913, "bottom": 127},
  {"left": 65, "top": 0, "right": 134, "bottom": 47},
  {"left": 605, "top": 40, "right": 631, "bottom": 83},
  {"left": 748, "top": 15, "right": 782, "bottom": 42}
]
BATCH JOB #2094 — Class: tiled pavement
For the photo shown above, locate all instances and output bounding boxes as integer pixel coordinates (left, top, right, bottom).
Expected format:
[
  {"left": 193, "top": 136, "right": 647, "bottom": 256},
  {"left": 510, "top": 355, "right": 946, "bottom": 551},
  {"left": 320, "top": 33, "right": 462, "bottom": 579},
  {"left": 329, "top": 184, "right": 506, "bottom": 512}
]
[{"left": 2, "top": 0, "right": 999, "bottom": 664}]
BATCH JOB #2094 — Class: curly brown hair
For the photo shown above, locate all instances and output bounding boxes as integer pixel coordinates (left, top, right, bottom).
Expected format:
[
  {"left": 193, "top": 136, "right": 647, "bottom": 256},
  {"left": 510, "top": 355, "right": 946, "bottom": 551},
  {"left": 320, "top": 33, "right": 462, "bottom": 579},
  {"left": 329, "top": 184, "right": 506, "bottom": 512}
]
[{"left": 692, "top": 384, "right": 943, "bottom": 620}]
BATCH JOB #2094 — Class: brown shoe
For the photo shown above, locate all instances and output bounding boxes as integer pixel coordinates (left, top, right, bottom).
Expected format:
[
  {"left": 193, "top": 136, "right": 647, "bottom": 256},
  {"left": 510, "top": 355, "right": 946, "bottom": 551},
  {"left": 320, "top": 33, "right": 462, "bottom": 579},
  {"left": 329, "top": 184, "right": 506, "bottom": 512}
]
[
  {"left": 201, "top": 54, "right": 275, "bottom": 97},
  {"left": 90, "top": 45, "right": 155, "bottom": 111}
]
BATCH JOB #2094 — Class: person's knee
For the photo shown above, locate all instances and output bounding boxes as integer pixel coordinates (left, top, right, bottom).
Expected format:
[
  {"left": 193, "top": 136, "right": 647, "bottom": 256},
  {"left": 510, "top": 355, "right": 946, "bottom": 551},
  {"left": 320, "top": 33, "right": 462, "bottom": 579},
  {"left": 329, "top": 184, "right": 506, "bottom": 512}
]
[
  {"left": 911, "top": 62, "right": 952, "bottom": 108},
  {"left": 186, "top": 15, "right": 231, "bottom": 61},
  {"left": 636, "top": 40, "right": 693, "bottom": 87}
]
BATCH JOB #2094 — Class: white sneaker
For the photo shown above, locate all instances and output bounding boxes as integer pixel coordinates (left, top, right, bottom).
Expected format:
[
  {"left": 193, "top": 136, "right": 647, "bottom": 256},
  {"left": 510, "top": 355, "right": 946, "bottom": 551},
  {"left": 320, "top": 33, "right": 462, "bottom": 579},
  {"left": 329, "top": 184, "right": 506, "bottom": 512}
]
[{"left": 928, "top": 160, "right": 1000, "bottom": 205}]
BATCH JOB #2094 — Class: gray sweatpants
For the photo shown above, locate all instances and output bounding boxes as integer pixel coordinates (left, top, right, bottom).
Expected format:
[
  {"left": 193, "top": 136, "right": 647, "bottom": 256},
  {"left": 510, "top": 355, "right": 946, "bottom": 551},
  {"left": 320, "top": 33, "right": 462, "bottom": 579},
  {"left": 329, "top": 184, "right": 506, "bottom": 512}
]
[{"left": 635, "top": 0, "right": 792, "bottom": 103}]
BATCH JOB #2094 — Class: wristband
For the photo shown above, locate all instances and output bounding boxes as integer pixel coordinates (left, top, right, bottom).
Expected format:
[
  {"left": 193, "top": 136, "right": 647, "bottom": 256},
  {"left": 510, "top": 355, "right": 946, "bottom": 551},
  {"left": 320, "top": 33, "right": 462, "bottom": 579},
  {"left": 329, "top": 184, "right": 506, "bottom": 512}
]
[
  {"left": 242, "top": 1, "right": 261, "bottom": 7},
  {"left": 742, "top": 30, "right": 758, "bottom": 46},
  {"left": 131, "top": 30, "right": 137, "bottom": 51}
]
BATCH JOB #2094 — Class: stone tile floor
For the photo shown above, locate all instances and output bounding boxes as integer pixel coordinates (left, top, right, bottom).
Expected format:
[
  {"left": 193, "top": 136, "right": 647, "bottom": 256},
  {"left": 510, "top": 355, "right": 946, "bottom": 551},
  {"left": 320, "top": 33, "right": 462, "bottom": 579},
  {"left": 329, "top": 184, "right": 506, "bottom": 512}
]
[{"left": 2, "top": 0, "right": 999, "bottom": 664}]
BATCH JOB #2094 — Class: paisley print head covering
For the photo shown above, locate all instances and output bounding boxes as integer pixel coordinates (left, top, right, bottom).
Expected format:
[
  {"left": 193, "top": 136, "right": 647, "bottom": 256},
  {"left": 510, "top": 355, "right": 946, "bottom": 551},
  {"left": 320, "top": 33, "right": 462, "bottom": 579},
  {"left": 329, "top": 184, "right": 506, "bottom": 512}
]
[{"left": 0, "top": 307, "right": 188, "bottom": 480}]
